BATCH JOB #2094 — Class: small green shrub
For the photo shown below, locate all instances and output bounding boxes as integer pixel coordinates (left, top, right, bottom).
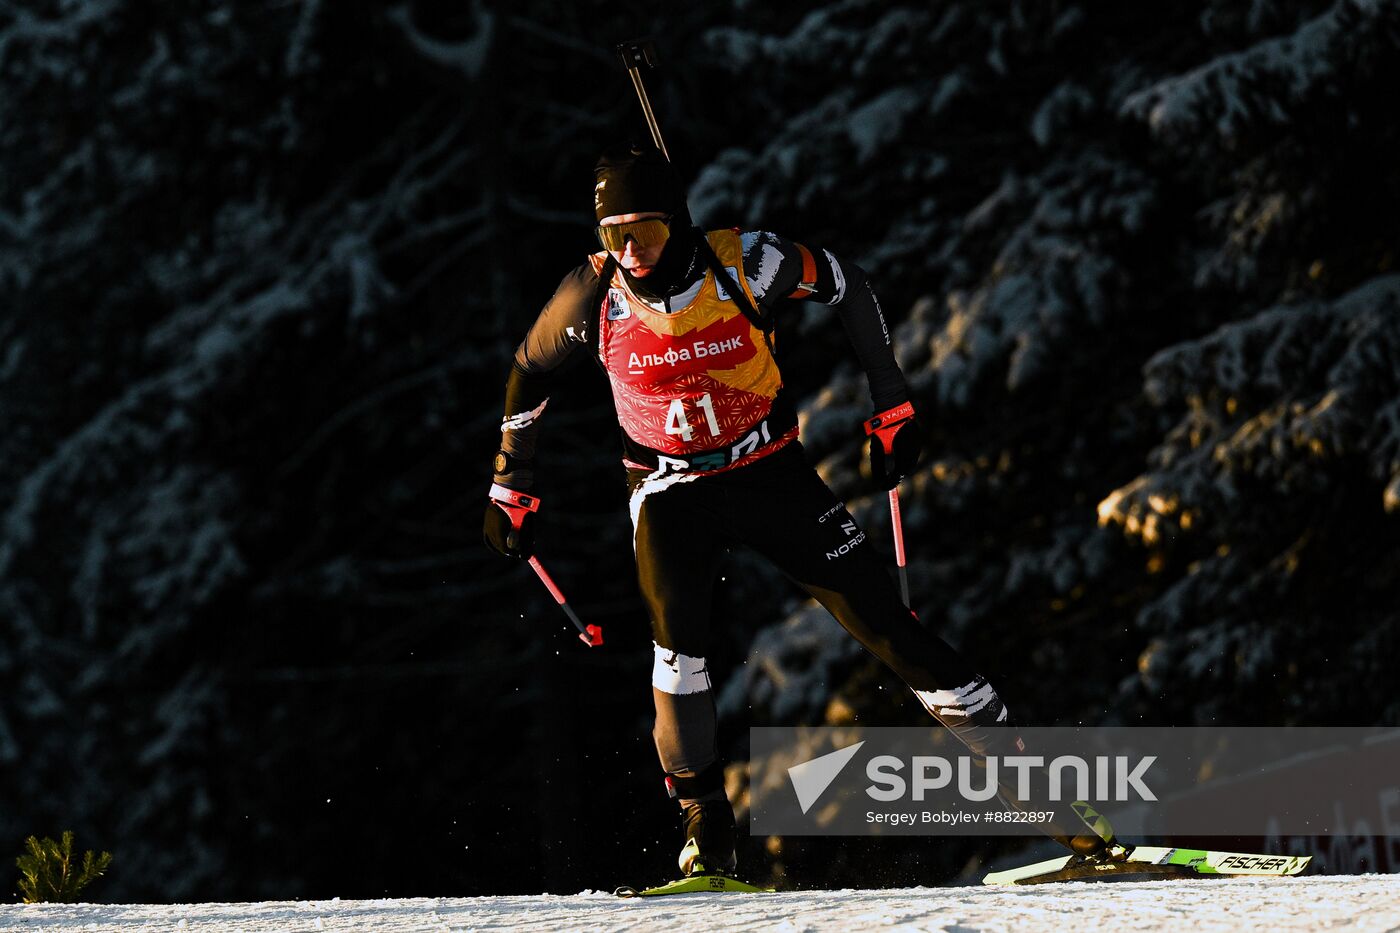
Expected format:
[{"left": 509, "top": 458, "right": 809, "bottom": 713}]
[{"left": 15, "top": 831, "right": 113, "bottom": 904}]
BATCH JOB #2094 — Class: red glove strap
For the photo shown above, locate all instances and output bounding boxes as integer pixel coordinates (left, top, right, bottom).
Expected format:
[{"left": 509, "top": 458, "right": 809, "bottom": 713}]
[
  {"left": 863, "top": 402, "right": 916, "bottom": 455},
  {"left": 489, "top": 483, "right": 540, "bottom": 531},
  {"left": 863, "top": 401, "right": 915, "bottom": 435},
  {"left": 489, "top": 483, "right": 540, "bottom": 511}
]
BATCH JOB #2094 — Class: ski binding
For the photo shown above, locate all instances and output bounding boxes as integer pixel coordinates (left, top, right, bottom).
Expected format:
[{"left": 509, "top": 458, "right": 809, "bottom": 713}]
[{"left": 615, "top": 873, "right": 774, "bottom": 897}]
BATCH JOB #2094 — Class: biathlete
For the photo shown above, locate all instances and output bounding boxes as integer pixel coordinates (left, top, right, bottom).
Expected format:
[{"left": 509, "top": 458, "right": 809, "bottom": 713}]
[{"left": 484, "top": 143, "right": 1113, "bottom": 877}]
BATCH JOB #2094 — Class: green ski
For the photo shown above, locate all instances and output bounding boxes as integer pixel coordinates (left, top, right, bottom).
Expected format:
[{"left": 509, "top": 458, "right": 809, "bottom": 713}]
[
  {"left": 615, "top": 874, "right": 775, "bottom": 898},
  {"left": 983, "top": 846, "right": 1314, "bottom": 886}
]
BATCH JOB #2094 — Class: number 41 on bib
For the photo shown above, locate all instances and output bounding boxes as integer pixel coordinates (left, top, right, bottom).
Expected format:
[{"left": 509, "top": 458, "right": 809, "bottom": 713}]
[{"left": 666, "top": 393, "right": 720, "bottom": 442}]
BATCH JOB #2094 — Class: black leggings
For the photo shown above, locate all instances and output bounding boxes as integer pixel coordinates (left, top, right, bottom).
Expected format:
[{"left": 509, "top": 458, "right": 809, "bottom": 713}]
[{"left": 628, "top": 442, "right": 1010, "bottom": 802}]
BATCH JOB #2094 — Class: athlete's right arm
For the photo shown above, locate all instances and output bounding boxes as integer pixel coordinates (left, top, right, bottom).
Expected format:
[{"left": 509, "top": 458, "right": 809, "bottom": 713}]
[{"left": 493, "top": 262, "right": 602, "bottom": 491}]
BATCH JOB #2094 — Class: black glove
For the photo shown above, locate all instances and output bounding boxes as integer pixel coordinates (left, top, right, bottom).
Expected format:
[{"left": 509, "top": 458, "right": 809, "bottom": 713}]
[
  {"left": 483, "top": 485, "right": 538, "bottom": 559},
  {"left": 865, "top": 402, "right": 923, "bottom": 490}
]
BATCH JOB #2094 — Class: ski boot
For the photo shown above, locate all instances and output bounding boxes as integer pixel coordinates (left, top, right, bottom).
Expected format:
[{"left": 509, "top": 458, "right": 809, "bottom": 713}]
[
  {"left": 677, "top": 797, "right": 737, "bottom": 877},
  {"left": 1062, "top": 799, "right": 1131, "bottom": 864},
  {"left": 966, "top": 725, "right": 1129, "bottom": 865}
]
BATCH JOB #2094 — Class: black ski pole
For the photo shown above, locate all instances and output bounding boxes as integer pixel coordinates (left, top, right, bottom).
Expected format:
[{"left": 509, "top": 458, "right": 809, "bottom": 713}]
[
  {"left": 527, "top": 554, "right": 603, "bottom": 648},
  {"left": 865, "top": 405, "right": 915, "bottom": 611},
  {"left": 617, "top": 38, "right": 671, "bottom": 162},
  {"left": 489, "top": 487, "right": 603, "bottom": 647}
]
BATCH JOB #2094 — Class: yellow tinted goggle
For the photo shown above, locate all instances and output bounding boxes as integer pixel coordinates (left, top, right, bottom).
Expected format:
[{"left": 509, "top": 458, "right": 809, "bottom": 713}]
[{"left": 596, "top": 217, "right": 672, "bottom": 251}]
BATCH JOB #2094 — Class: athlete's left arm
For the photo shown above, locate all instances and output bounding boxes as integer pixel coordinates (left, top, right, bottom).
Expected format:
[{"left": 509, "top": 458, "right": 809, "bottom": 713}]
[{"left": 741, "top": 231, "right": 908, "bottom": 410}]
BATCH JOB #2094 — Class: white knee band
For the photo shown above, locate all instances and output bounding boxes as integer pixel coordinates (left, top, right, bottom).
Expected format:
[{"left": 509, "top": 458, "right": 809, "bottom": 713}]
[
  {"left": 652, "top": 642, "right": 712, "bottom": 695},
  {"left": 914, "top": 677, "right": 1007, "bottom": 720}
]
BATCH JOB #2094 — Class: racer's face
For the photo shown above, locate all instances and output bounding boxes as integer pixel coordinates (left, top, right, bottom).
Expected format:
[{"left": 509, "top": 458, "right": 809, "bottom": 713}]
[{"left": 598, "top": 212, "right": 670, "bottom": 277}]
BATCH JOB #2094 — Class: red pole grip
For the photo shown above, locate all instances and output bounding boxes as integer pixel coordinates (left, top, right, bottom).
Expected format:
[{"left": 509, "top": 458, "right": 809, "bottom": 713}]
[
  {"left": 864, "top": 401, "right": 916, "bottom": 456},
  {"left": 489, "top": 483, "right": 539, "bottom": 531}
]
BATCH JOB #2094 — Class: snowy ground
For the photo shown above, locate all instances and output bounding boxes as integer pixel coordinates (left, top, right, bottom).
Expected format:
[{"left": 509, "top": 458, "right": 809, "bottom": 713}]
[{"left": 2, "top": 875, "right": 1398, "bottom": 933}]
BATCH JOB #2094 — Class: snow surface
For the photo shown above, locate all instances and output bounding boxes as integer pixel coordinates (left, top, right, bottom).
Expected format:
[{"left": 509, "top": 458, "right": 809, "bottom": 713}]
[{"left": 2, "top": 875, "right": 1397, "bottom": 933}]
